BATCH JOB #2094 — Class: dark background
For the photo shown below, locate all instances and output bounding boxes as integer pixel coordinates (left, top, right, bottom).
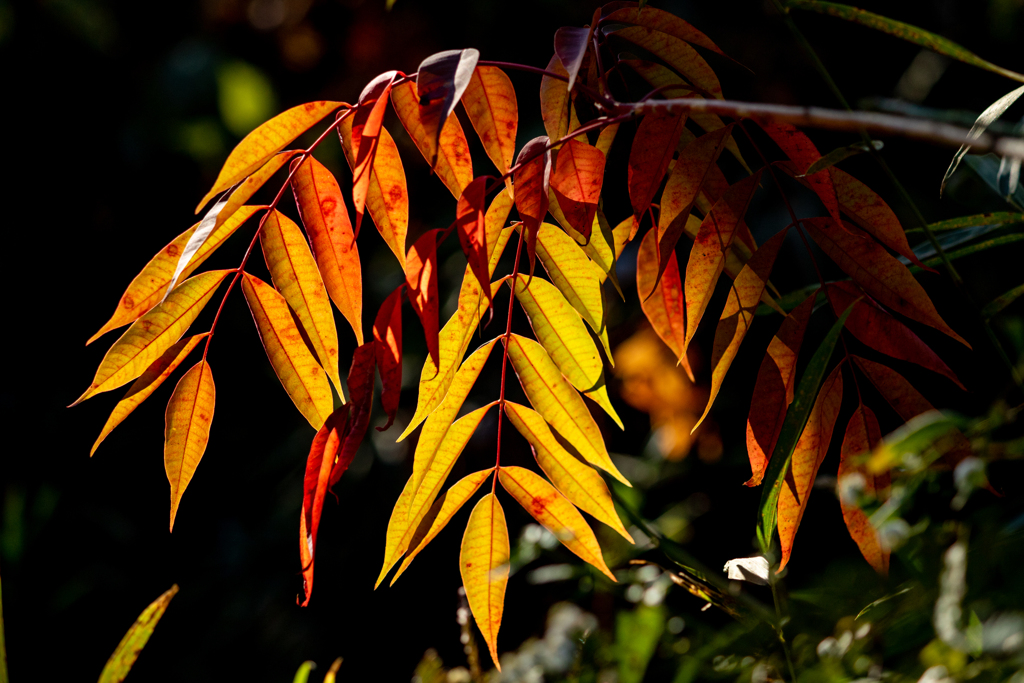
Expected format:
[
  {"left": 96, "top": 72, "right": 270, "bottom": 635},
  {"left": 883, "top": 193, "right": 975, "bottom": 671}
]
[{"left": 2, "top": 0, "right": 1022, "bottom": 681}]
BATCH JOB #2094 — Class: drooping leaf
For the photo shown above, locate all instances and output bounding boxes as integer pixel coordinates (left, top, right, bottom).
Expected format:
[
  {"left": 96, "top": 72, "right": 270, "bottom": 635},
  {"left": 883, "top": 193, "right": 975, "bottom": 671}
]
[
  {"left": 462, "top": 66, "right": 518, "bottom": 185},
  {"left": 695, "top": 228, "right": 787, "bottom": 432},
  {"left": 415, "top": 48, "right": 480, "bottom": 167},
  {"left": 351, "top": 71, "right": 399, "bottom": 236},
  {"left": 337, "top": 118, "right": 408, "bottom": 268},
  {"left": 746, "top": 293, "right": 816, "bottom": 487},
  {"left": 391, "top": 80, "right": 474, "bottom": 199},
  {"left": 513, "top": 276, "right": 621, "bottom": 427},
  {"left": 603, "top": 6, "right": 729, "bottom": 59},
  {"left": 942, "top": 85, "right": 1024, "bottom": 195},
  {"left": 611, "top": 27, "right": 723, "bottom": 99},
  {"left": 405, "top": 229, "right": 441, "bottom": 368},
  {"left": 802, "top": 217, "right": 970, "bottom": 347},
  {"left": 550, "top": 139, "right": 605, "bottom": 241},
  {"left": 75, "top": 270, "right": 231, "bottom": 405},
  {"left": 165, "top": 360, "right": 216, "bottom": 531},
  {"left": 196, "top": 101, "right": 344, "bottom": 212},
  {"left": 97, "top": 585, "right": 178, "bottom": 683},
  {"left": 91, "top": 334, "right": 208, "bottom": 456},
  {"left": 506, "top": 334, "right": 629, "bottom": 486},
  {"left": 636, "top": 227, "right": 692, "bottom": 379},
  {"left": 628, "top": 109, "right": 686, "bottom": 222},
  {"left": 756, "top": 119, "right": 842, "bottom": 230},
  {"left": 456, "top": 176, "right": 494, "bottom": 305},
  {"left": 826, "top": 282, "right": 963, "bottom": 388},
  {"left": 373, "top": 286, "right": 404, "bottom": 431},
  {"left": 514, "top": 136, "right": 553, "bottom": 273},
  {"left": 461, "top": 493, "right": 509, "bottom": 669},
  {"left": 334, "top": 343, "right": 375, "bottom": 487},
  {"left": 777, "top": 364, "right": 844, "bottom": 571},
  {"left": 261, "top": 209, "right": 343, "bottom": 393},
  {"left": 214, "top": 150, "right": 300, "bottom": 233},
  {"left": 504, "top": 402, "right": 632, "bottom": 541},
  {"left": 87, "top": 208, "right": 260, "bottom": 345},
  {"left": 554, "top": 26, "right": 592, "bottom": 92},
  {"left": 838, "top": 405, "right": 889, "bottom": 576},
  {"left": 240, "top": 273, "right": 334, "bottom": 430},
  {"left": 291, "top": 156, "right": 363, "bottom": 345},
  {"left": 540, "top": 54, "right": 570, "bottom": 141}
]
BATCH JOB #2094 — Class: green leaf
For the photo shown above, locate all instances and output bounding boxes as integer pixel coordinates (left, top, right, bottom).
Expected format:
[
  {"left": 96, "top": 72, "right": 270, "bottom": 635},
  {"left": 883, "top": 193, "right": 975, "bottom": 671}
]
[
  {"left": 982, "top": 283, "right": 1024, "bottom": 319},
  {"left": 915, "top": 212, "right": 1023, "bottom": 234},
  {"left": 756, "top": 302, "right": 855, "bottom": 555},
  {"left": 912, "top": 233, "right": 1024, "bottom": 272},
  {"left": 799, "top": 140, "right": 883, "bottom": 176},
  {"left": 616, "top": 604, "right": 666, "bottom": 683},
  {"left": 98, "top": 585, "right": 178, "bottom": 683},
  {"left": 292, "top": 661, "right": 316, "bottom": 683}
]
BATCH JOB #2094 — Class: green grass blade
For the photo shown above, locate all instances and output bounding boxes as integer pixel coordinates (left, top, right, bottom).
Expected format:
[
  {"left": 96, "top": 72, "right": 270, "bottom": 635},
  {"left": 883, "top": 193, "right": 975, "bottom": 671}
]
[
  {"left": 982, "top": 283, "right": 1024, "bottom": 319},
  {"left": 910, "top": 212, "right": 1024, "bottom": 234},
  {"left": 911, "top": 233, "right": 1024, "bottom": 272},
  {"left": 98, "top": 585, "right": 178, "bottom": 683}
]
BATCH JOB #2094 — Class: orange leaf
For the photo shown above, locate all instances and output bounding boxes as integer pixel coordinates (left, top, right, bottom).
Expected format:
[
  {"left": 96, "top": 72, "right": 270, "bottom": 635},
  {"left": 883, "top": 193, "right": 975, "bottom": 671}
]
[
  {"left": 196, "top": 101, "right": 344, "bottom": 213},
  {"left": 611, "top": 26, "right": 723, "bottom": 99},
  {"left": 373, "top": 285, "right": 403, "bottom": 431},
  {"left": 74, "top": 270, "right": 231, "bottom": 405},
  {"left": 746, "top": 293, "right": 816, "bottom": 487},
  {"left": 261, "top": 210, "right": 343, "bottom": 394},
  {"left": 603, "top": 6, "right": 730, "bottom": 59},
  {"left": 291, "top": 156, "right": 363, "bottom": 345},
  {"left": 460, "top": 493, "right": 509, "bottom": 670},
  {"left": 498, "top": 466, "right": 615, "bottom": 581},
  {"left": 351, "top": 72, "right": 399, "bottom": 236},
  {"left": 415, "top": 49, "right": 480, "bottom": 167},
  {"left": 456, "top": 177, "right": 494, "bottom": 306},
  {"left": 391, "top": 80, "right": 473, "bottom": 199},
  {"left": 628, "top": 109, "right": 686, "bottom": 221},
  {"left": 240, "top": 273, "right": 333, "bottom": 429},
  {"left": 550, "top": 139, "right": 605, "bottom": 241},
  {"left": 756, "top": 119, "right": 842, "bottom": 230},
  {"left": 91, "top": 334, "right": 208, "bottom": 456},
  {"left": 827, "top": 282, "right": 963, "bottom": 389},
  {"left": 802, "top": 217, "right": 969, "bottom": 347},
  {"left": 214, "top": 151, "right": 300, "bottom": 234},
  {"left": 337, "top": 118, "right": 407, "bottom": 269},
  {"left": 838, "top": 405, "right": 889, "bottom": 576},
  {"left": 540, "top": 54, "right": 570, "bottom": 141},
  {"left": 165, "top": 360, "right": 216, "bottom": 531},
  {"left": 405, "top": 229, "right": 441, "bottom": 369},
  {"left": 636, "top": 228, "right": 693, "bottom": 380},
  {"left": 87, "top": 208, "right": 260, "bottom": 345},
  {"left": 514, "top": 136, "right": 553, "bottom": 274},
  {"left": 777, "top": 364, "right": 844, "bottom": 570},
  {"left": 334, "top": 342, "right": 375, "bottom": 488},
  {"left": 596, "top": 122, "right": 619, "bottom": 158},
  {"left": 462, "top": 66, "right": 518, "bottom": 184}
]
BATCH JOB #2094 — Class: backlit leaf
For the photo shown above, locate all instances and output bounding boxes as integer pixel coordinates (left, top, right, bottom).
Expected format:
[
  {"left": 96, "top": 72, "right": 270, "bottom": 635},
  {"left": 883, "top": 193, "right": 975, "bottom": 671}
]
[
  {"left": 214, "top": 150, "right": 299, "bottom": 233},
  {"left": 838, "top": 405, "right": 889, "bottom": 575},
  {"left": 462, "top": 66, "right": 518, "bottom": 184},
  {"left": 540, "top": 54, "right": 570, "bottom": 141},
  {"left": 514, "top": 136, "right": 553, "bottom": 273},
  {"left": 506, "top": 334, "right": 629, "bottom": 486},
  {"left": 498, "top": 466, "right": 615, "bottom": 580},
  {"left": 165, "top": 360, "right": 216, "bottom": 531},
  {"left": 596, "top": 122, "right": 619, "bottom": 158},
  {"left": 756, "top": 119, "right": 842, "bottom": 230},
  {"left": 554, "top": 26, "right": 592, "bottom": 92},
  {"left": 351, "top": 72, "right": 399, "bottom": 235},
  {"left": 405, "top": 229, "right": 441, "bottom": 368},
  {"left": 197, "top": 101, "right": 344, "bottom": 212},
  {"left": 241, "top": 273, "right": 333, "bottom": 430},
  {"left": 611, "top": 27, "right": 723, "bottom": 99},
  {"left": 373, "top": 286, "right": 403, "bottom": 431},
  {"left": 334, "top": 343, "right": 375, "bottom": 488},
  {"left": 460, "top": 493, "right": 509, "bottom": 670},
  {"left": 415, "top": 49, "right": 480, "bottom": 167},
  {"left": 75, "top": 270, "right": 231, "bottom": 405},
  {"left": 456, "top": 176, "right": 494, "bottom": 306},
  {"left": 97, "top": 585, "right": 178, "bottom": 683},
  {"left": 628, "top": 109, "right": 686, "bottom": 222},
  {"left": 550, "top": 139, "right": 605, "bottom": 240},
  {"left": 546, "top": 198, "right": 621, "bottom": 300},
  {"left": 923, "top": 212, "right": 1023, "bottom": 233},
  {"left": 637, "top": 227, "right": 692, "bottom": 379}
]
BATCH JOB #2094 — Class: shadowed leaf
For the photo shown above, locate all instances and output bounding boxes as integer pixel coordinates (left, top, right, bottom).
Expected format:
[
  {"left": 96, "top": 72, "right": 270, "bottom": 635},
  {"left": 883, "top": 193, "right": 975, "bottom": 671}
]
[
  {"left": 334, "top": 343, "right": 375, "bottom": 488},
  {"left": 636, "top": 228, "right": 692, "bottom": 379},
  {"left": 554, "top": 26, "right": 592, "bottom": 92},
  {"left": 456, "top": 176, "right": 494, "bottom": 306},
  {"left": 757, "top": 119, "right": 842, "bottom": 230},
  {"left": 550, "top": 139, "right": 605, "bottom": 240},
  {"left": 800, "top": 141, "right": 882, "bottom": 177},
  {"left": 611, "top": 27, "right": 723, "bottom": 99},
  {"left": 628, "top": 109, "right": 686, "bottom": 222},
  {"left": 603, "top": 6, "right": 729, "bottom": 58},
  {"left": 373, "top": 286, "right": 403, "bottom": 431},
  {"left": 165, "top": 360, "right": 216, "bottom": 531},
  {"left": 406, "top": 229, "right": 441, "bottom": 368},
  {"left": 460, "top": 493, "right": 509, "bottom": 669},
  {"left": 514, "top": 136, "right": 553, "bottom": 274},
  {"left": 838, "top": 405, "right": 890, "bottom": 575},
  {"left": 415, "top": 49, "right": 480, "bottom": 167},
  {"left": 97, "top": 585, "right": 178, "bottom": 683},
  {"left": 463, "top": 66, "right": 518, "bottom": 186}
]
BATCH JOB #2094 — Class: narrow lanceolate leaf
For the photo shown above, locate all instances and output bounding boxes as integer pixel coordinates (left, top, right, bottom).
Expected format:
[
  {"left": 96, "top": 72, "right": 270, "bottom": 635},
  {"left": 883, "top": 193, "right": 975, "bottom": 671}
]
[
  {"left": 611, "top": 27, "right": 723, "bottom": 99},
  {"left": 514, "top": 277, "right": 621, "bottom": 427},
  {"left": 166, "top": 197, "right": 230, "bottom": 299},
  {"left": 87, "top": 208, "right": 260, "bottom": 345},
  {"left": 291, "top": 157, "right": 363, "bottom": 345},
  {"left": 603, "top": 6, "right": 730, "bottom": 59},
  {"left": 540, "top": 54, "right": 570, "bottom": 141},
  {"left": 91, "top": 334, "right": 207, "bottom": 456},
  {"left": 925, "top": 212, "right": 1023, "bottom": 233},
  {"left": 554, "top": 26, "right": 592, "bottom": 92},
  {"left": 550, "top": 139, "right": 605, "bottom": 241},
  {"left": 373, "top": 285, "right": 403, "bottom": 431},
  {"left": 777, "top": 364, "right": 843, "bottom": 571},
  {"left": 802, "top": 217, "right": 970, "bottom": 347},
  {"left": 97, "top": 585, "right": 178, "bottom": 683},
  {"left": 514, "top": 136, "right": 553, "bottom": 273},
  {"left": 334, "top": 343, "right": 375, "bottom": 487},
  {"left": 982, "top": 283, "right": 1024, "bottom": 319},
  {"left": 215, "top": 150, "right": 300, "bottom": 232},
  {"left": 391, "top": 80, "right": 473, "bottom": 199},
  {"left": 462, "top": 66, "right": 518, "bottom": 183},
  {"left": 789, "top": 0, "right": 1024, "bottom": 83},
  {"left": 298, "top": 406, "right": 350, "bottom": 607},
  {"left": 75, "top": 270, "right": 231, "bottom": 405},
  {"left": 197, "top": 101, "right": 344, "bottom": 212},
  {"left": 746, "top": 294, "right": 816, "bottom": 487},
  {"left": 393, "top": 469, "right": 494, "bottom": 583},
  {"left": 505, "top": 402, "right": 631, "bottom": 541},
  {"left": 262, "top": 210, "right": 342, "bottom": 393},
  {"left": 827, "top": 282, "right": 963, "bottom": 388},
  {"left": 461, "top": 494, "right": 509, "bottom": 670},
  {"left": 800, "top": 141, "right": 882, "bottom": 177},
  {"left": 683, "top": 173, "right": 762, "bottom": 356},
  {"left": 241, "top": 273, "right": 333, "bottom": 429},
  {"left": 415, "top": 48, "right": 480, "bottom": 167},
  {"left": 165, "top": 360, "right": 216, "bottom": 531},
  {"left": 351, "top": 72, "right": 399, "bottom": 235},
  {"left": 942, "top": 85, "right": 1024, "bottom": 195},
  {"left": 757, "top": 119, "right": 842, "bottom": 230},
  {"left": 337, "top": 118, "right": 407, "bottom": 268},
  {"left": 499, "top": 466, "right": 615, "bottom": 580},
  {"left": 628, "top": 110, "right": 686, "bottom": 222},
  {"left": 376, "top": 475, "right": 415, "bottom": 588},
  {"left": 456, "top": 177, "right": 493, "bottom": 305},
  {"left": 406, "top": 229, "right": 441, "bottom": 368},
  {"left": 838, "top": 405, "right": 889, "bottom": 576},
  {"left": 506, "top": 334, "right": 629, "bottom": 486},
  {"left": 637, "top": 228, "right": 692, "bottom": 379},
  {"left": 695, "top": 229, "right": 787, "bottom": 432}
]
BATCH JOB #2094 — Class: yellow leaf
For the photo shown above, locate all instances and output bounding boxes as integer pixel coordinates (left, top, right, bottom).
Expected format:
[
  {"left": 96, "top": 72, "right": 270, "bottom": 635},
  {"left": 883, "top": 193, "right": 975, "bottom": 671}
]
[
  {"left": 241, "top": 273, "right": 333, "bottom": 430},
  {"left": 498, "top": 466, "right": 616, "bottom": 581},
  {"left": 547, "top": 198, "right": 621, "bottom": 298},
  {"left": 196, "top": 101, "right": 344, "bottom": 212},
  {"left": 505, "top": 334, "right": 629, "bottom": 486},
  {"left": 214, "top": 150, "right": 299, "bottom": 234},
  {"left": 74, "top": 270, "right": 231, "bottom": 405},
  {"left": 98, "top": 584, "right": 178, "bottom": 683},
  {"left": 261, "top": 210, "right": 343, "bottom": 395},
  {"left": 461, "top": 493, "right": 509, "bottom": 670},
  {"left": 513, "top": 277, "right": 621, "bottom": 428},
  {"left": 376, "top": 475, "right": 415, "bottom": 588},
  {"left": 165, "top": 360, "right": 216, "bottom": 531},
  {"left": 504, "top": 402, "right": 632, "bottom": 542}
]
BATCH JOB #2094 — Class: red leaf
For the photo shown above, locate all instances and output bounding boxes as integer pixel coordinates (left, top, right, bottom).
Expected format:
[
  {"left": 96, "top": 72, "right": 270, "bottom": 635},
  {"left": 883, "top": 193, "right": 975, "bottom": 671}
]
[
  {"left": 514, "top": 136, "right": 553, "bottom": 275},
  {"left": 415, "top": 49, "right": 480, "bottom": 167},
  {"left": 838, "top": 405, "right": 890, "bottom": 576},
  {"left": 637, "top": 227, "right": 693, "bottom": 379},
  {"left": 826, "top": 282, "right": 964, "bottom": 389},
  {"left": 406, "top": 230, "right": 440, "bottom": 368},
  {"left": 373, "top": 286, "right": 404, "bottom": 431},
  {"left": 628, "top": 109, "right": 686, "bottom": 222},
  {"left": 550, "top": 139, "right": 605, "bottom": 241},
  {"left": 456, "top": 177, "right": 494, "bottom": 306},
  {"left": 351, "top": 71, "right": 399, "bottom": 237},
  {"left": 332, "top": 342, "right": 375, "bottom": 488},
  {"left": 554, "top": 26, "right": 592, "bottom": 92},
  {"left": 602, "top": 6, "right": 730, "bottom": 60},
  {"left": 757, "top": 119, "right": 842, "bottom": 230}
]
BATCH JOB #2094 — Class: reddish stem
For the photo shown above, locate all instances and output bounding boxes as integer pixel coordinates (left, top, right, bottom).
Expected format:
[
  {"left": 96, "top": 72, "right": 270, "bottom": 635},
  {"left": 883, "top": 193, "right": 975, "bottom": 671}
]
[{"left": 493, "top": 226, "right": 526, "bottom": 493}]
